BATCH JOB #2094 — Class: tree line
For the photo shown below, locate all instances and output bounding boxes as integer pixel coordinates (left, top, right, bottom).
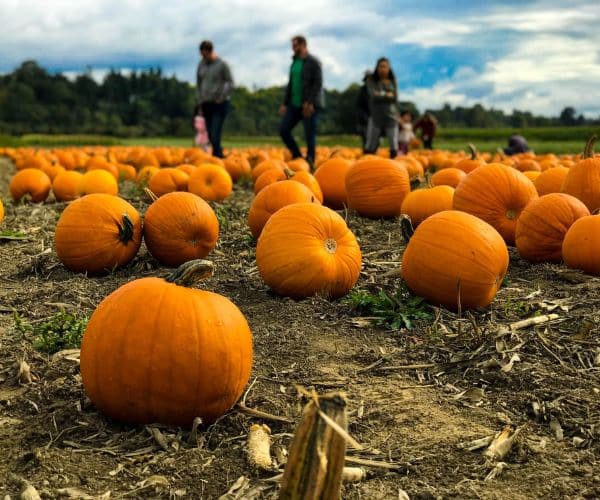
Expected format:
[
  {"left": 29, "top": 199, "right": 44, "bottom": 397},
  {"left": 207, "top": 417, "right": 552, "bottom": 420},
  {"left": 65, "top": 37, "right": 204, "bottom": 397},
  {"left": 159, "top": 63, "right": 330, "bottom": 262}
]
[{"left": 0, "top": 60, "right": 596, "bottom": 137}]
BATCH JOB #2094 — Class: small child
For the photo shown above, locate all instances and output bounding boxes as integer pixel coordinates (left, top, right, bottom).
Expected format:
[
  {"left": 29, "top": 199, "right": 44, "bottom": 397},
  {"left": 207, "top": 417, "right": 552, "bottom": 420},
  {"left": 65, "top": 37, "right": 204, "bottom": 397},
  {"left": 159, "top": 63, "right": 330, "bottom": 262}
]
[
  {"left": 193, "top": 104, "right": 210, "bottom": 152},
  {"left": 397, "top": 111, "right": 415, "bottom": 156}
]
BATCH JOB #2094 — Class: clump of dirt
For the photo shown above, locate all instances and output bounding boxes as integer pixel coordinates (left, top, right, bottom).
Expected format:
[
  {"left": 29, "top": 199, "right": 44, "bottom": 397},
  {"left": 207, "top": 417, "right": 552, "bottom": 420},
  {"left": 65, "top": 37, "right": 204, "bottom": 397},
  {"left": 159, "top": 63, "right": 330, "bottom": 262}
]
[{"left": 0, "top": 157, "right": 599, "bottom": 499}]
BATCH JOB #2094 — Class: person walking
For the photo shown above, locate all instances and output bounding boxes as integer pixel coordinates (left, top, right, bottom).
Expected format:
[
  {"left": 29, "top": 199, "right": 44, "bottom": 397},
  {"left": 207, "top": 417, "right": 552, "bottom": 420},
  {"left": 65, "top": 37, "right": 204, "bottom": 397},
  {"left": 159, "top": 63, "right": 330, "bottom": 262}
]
[
  {"left": 363, "top": 57, "right": 399, "bottom": 158},
  {"left": 414, "top": 112, "right": 438, "bottom": 150},
  {"left": 279, "top": 35, "right": 324, "bottom": 170},
  {"left": 196, "top": 40, "right": 234, "bottom": 158}
]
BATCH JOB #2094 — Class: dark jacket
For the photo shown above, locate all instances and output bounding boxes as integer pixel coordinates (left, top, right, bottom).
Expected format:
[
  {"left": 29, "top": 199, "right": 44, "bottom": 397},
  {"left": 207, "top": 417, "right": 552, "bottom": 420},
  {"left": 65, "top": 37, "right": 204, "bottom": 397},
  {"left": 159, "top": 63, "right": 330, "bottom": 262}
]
[
  {"left": 283, "top": 53, "right": 325, "bottom": 108},
  {"left": 356, "top": 83, "right": 369, "bottom": 126}
]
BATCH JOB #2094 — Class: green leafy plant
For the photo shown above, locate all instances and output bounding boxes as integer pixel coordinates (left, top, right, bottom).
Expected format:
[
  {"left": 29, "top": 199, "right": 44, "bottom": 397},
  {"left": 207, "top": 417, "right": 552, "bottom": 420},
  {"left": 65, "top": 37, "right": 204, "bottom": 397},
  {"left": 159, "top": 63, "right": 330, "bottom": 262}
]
[
  {"left": 0, "top": 229, "right": 28, "bottom": 240},
  {"left": 344, "top": 283, "right": 433, "bottom": 329},
  {"left": 13, "top": 310, "right": 89, "bottom": 354}
]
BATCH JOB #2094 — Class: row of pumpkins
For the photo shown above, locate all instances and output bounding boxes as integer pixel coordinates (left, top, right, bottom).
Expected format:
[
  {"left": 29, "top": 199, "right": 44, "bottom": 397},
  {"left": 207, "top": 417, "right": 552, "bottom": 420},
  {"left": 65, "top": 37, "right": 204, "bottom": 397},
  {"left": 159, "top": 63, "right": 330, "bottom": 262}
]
[{"left": 1, "top": 139, "right": 599, "bottom": 428}]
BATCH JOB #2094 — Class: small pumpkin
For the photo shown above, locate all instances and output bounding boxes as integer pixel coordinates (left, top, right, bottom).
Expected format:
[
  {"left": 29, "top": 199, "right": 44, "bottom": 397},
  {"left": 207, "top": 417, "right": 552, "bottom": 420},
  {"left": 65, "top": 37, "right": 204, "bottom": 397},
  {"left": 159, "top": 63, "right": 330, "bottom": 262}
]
[
  {"left": 52, "top": 171, "right": 84, "bottom": 202},
  {"left": 430, "top": 167, "right": 466, "bottom": 188},
  {"left": 256, "top": 203, "right": 362, "bottom": 299},
  {"left": 400, "top": 185, "right": 454, "bottom": 226},
  {"left": 562, "top": 215, "right": 600, "bottom": 275},
  {"left": 401, "top": 210, "right": 509, "bottom": 311},
  {"left": 452, "top": 144, "right": 486, "bottom": 173},
  {"left": 515, "top": 193, "right": 589, "bottom": 263},
  {"left": 345, "top": 159, "right": 410, "bottom": 218},
  {"left": 9, "top": 168, "right": 52, "bottom": 203},
  {"left": 561, "top": 135, "right": 600, "bottom": 212},
  {"left": 452, "top": 163, "right": 538, "bottom": 245},
  {"left": 55, "top": 193, "right": 142, "bottom": 274},
  {"left": 313, "top": 158, "right": 352, "bottom": 209},
  {"left": 80, "top": 259, "right": 253, "bottom": 426},
  {"left": 188, "top": 163, "right": 233, "bottom": 202},
  {"left": 148, "top": 168, "right": 189, "bottom": 197},
  {"left": 144, "top": 192, "right": 219, "bottom": 267},
  {"left": 534, "top": 166, "right": 569, "bottom": 196},
  {"left": 80, "top": 169, "right": 119, "bottom": 196}
]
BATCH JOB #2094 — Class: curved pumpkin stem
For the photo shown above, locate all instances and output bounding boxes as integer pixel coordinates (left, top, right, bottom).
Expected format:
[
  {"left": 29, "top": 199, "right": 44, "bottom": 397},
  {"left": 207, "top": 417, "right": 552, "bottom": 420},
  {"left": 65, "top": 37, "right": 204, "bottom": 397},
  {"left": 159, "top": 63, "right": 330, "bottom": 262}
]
[
  {"left": 400, "top": 214, "right": 415, "bottom": 244},
  {"left": 166, "top": 259, "right": 214, "bottom": 287},
  {"left": 117, "top": 214, "right": 135, "bottom": 244},
  {"left": 144, "top": 187, "right": 159, "bottom": 202},
  {"left": 467, "top": 143, "right": 478, "bottom": 160},
  {"left": 583, "top": 134, "right": 597, "bottom": 159},
  {"left": 283, "top": 167, "right": 295, "bottom": 179}
]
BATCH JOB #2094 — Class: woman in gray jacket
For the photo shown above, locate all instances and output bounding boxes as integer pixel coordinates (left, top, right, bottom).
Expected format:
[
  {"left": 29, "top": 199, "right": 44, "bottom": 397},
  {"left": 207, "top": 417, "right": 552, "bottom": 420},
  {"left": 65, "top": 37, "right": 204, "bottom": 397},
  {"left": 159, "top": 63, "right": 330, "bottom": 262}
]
[{"left": 363, "top": 57, "right": 399, "bottom": 158}]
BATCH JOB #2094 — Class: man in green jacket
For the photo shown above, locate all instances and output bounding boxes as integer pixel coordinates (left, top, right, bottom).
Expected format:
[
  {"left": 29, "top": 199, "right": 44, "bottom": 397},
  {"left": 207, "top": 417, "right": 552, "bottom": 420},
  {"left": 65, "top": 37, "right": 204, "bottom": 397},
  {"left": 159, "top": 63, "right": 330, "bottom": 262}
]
[
  {"left": 278, "top": 35, "right": 324, "bottom": 170},
  {"left": 196, "top": 40, "right": 234, "bottom": 158}
]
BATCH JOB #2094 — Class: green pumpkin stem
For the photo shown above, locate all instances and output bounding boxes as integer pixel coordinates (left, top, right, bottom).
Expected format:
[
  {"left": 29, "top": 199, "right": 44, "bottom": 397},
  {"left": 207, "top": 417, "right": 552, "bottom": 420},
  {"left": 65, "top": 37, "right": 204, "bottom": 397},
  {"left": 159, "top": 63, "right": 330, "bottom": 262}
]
[
  {"left": 166, "top": 259, "right": 214, "bottom": 287},
  {"left": 400, "top": 214, "right": 415, "bottom": 243},
  {"left": 467, "top": 143, "right": 478, "bottom": 160},
  {"left": 117, "top": 214, "right": 135, "bottom": 244},
  {"left": 583, "top": 134, "right": 597, "bottom": 159}
]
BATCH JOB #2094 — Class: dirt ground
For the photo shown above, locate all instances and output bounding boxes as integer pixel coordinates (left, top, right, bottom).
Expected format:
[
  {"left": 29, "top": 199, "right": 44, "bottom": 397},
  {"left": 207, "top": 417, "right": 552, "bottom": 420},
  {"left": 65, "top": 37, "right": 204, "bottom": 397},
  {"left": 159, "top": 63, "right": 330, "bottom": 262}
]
[{"left": 1, "top": 156, "right": 599, "bottom": 499}]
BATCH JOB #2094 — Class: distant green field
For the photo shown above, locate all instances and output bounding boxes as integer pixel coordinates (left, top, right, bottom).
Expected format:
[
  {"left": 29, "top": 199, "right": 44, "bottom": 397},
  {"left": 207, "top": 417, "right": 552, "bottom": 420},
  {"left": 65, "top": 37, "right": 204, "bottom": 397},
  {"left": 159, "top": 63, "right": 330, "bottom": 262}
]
[{"left": 1, "top": 128, "right": 597, "bottom": 155}]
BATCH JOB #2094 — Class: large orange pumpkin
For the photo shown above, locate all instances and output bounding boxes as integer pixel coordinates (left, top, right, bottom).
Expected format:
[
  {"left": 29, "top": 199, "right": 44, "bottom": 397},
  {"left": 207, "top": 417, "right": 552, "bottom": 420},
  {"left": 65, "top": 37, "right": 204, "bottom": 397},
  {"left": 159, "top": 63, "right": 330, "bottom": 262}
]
[
  {"left": 144, "top": 192, "right": 219, "bottom": 267},
  {"left": 401, "top": 210, "right": 509, "bottom": 311},
  {"left": 55, "top": 194, "right": 142, "bottom": 274},
  {"left": 256, "top": 203, "right": 362, "bottom": 299},
  {"left": 345, "top": 159, "right": 410, "bottom": 218},
  {"left": 80, "top": 260, "right": 253, "bottom": 426},
  {"left": 515, "top": 193, "right": 590, "bottom": 263},
  {"left": 9, "top": 168, "right": 52, "bottom": 203},
  {"left": 314, "top": 158, "right": 351, "bottom": 209},
  {"left": 247, "top": 180, "right": 319, "bottom": 238},
  {"left": 561, "top": 136, "right": 600, "bottom": 212},
  {"left": 452, "top": 163, "right": 538, "bottom": 245},
  {"left": 562, "top": 215, "right": 600, "bottom": 275}
]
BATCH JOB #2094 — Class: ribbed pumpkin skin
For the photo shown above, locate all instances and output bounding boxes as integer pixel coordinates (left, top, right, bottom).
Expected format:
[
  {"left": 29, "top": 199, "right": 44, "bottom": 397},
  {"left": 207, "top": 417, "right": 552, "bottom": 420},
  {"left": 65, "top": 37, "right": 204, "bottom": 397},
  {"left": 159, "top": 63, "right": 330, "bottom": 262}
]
[
  {"left": 148, "top": 168, "right": 189, "bottom": 197},
  {"left": 80, "top": 169, "right": 119, "bottom": 196},
  {"left": 9, "top": 168, "right": 52, "bottom": 202},
  {"left": 534, "top": 166, "right": 569, "bottom": 196},
  {"left": 345, "top": 159, "right": 410, "bottom": 218},
  {"left": 401, "top": 210, "right": 509, "bottom": 311},
  {"left": 430, "top": 167, "right": 467, "bottom": 188},
  {"left": 247, "top": 180, "right": 319, "bottom": 238},
  {"left": 188, "top": 164, "right": 233, "bottom": 202},
  {"left": 515, "top": 193, "right": 590, "bottom": 263},
  {"left": 400, "top": 185, "right": 454, "bottom": 227},
  {"left": 452, "top": 164, "right": 538, "bottom": 245},
  {"left": 52, "top": 171, "right": 83, "bottom": 201},
  {"left": 562, "top": 215, "right": 600, "bottom": 275},
  {"left": 80, "top": 278, "right": 253, "bottom": 426},
  {"left": 0, "top": 199, "right": 4, "bottom": 224},
  {"left": 256, "top": 203, "right": 362, "bottom": 299},
  {"left": 561, "top": 156, "right": 600, "bottom": 212},
  {"left": 314, "top": 158, "right": 351, "bottom": 209},
  {"left": 144, "top": 192, "right": 219, "bottom": 267},
  {"left": 55, "top": 194, "right": 142, "bottom": 274}
]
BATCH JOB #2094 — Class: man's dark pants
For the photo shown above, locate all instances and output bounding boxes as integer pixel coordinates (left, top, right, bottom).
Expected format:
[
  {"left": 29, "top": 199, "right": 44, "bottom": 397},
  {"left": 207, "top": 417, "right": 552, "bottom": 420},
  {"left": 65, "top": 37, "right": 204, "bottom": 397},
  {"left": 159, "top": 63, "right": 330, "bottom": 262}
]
[
  {"left": 279, "top": 105, "right": 318, "bottom": 164},
  {"left": 202, "top": 101, "right": 231, "bottom": 158}
]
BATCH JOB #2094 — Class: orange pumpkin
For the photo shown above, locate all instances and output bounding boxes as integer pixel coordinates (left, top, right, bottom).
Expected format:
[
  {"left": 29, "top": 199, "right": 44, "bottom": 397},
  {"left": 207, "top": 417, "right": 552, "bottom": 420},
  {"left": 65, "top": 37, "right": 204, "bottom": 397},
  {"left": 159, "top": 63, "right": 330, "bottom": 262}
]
[
  {"left": 256, "top": 203, "right": 362, "bottom": 299},
  {"left": 401, "top": 210, "right": 509, "bottom": 311},
  {"left": 400, "top": 185, "right": 454, "bottom": 226},
  {"left": 248, "top": 180, "right": 319, "bottom": 238},
  {"left": 80, "top": 260, "right": 252, "bottom": 426},
  {"left": 254, "top": 168, "right": 287, "bottom": 194},
  {"left": 313, "top": 158, "right": 352, "bottom": 209},
  {"left": 452, "top": 145, "right": 486, "bottom": 173},
  {"left": 430, "top": 167, "right": 467, "bottom": 188},
  {"left": 148, "top": 168, "right": 189, "bottom": 197},
  {"left": 452, "top": 164, "right": 538, "bottom": 245},
  {"left": 561, "top": 136, "right": 600, "bottom": 212},
  {"left": 345, "top": 159, "right": 410, "bottom": 218},
  {"left": 0, "top": 199, "right": 4, "bottom": 224},
  {"left": 9, "top": 168, "right": 52, "bottom": 203},
  {"left": 562, "top": 215, "right": 600, "bottom": 275},
  {"left": 52, "top": 171, "right": 84, "bottom": 202},
  {"left": 224, "top": 155, "right": 251, "bottom": 181},
  {"left": 515, "top": 193, "right": 590, "bottom": 263},
  {"left": 287, "top": 170, "right": 324, "bottom": 203},
  {"left": 534, "top": 166, "right": 569, "bottom": 196},
  {"left": 80, "top": 169, "right": 119, "bottom": 196},
  {"left": 55, "top": 194, "right": 142, "bottom": 274},
  {"left": 187, "top": 163, "right": 233, "bottom": 202},
  {"left": 137, "top": 166, "right": 159, "bottom": 185},
  {"left": 252, "top": 159, "right": 286, "bottom": 181},
  {"left": 144, "top": 192, "right": 219, "bottom": 267}
]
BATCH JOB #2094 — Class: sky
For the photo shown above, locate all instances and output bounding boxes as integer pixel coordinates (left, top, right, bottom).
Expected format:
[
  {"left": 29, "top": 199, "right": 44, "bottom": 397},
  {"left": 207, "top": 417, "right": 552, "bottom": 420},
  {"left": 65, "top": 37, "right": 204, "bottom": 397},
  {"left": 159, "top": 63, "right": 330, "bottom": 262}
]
[{"left": 1, "top": 0, "right": 599, "bottom": 117}]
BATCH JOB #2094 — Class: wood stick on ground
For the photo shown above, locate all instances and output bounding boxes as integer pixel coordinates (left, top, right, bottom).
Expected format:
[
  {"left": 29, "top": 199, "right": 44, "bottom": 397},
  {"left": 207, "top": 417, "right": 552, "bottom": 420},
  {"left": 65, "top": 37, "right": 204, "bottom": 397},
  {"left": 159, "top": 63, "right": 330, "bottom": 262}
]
[
  {"left": 278, "top": 392, "right": 349, "bottom": 499},
  {"left": 236, "top": 403, "right": 293, "bottom": 424},
  {"left": 496, "top": 314, "right": 560, "bottom": 336},
  {"left": 483, "top": 425, "right": 524, "bottom": 461}
]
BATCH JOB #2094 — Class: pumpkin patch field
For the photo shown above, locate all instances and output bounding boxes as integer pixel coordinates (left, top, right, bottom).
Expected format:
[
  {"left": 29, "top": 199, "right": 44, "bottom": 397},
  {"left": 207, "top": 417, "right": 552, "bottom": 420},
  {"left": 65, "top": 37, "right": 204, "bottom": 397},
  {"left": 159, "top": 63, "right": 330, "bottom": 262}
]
[{"left": 0, "top": 143, "right": 599, "bottom": 499}]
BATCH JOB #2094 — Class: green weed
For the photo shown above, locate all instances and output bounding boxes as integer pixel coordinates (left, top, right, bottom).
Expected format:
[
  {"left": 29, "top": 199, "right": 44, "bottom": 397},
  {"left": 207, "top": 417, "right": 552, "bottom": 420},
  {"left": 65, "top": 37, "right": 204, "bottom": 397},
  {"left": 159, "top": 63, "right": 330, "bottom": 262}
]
[{"left": 344, "top": 283, "right": 433, "bottom": 330}]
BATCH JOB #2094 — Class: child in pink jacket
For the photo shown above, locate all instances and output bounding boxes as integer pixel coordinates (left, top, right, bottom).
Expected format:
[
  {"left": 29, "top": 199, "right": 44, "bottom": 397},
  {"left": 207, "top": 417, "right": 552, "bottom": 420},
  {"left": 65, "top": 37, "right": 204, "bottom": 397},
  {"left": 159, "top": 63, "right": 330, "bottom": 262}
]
[{"left": 193, "top": 105, "right": 210, "bottom": 152}]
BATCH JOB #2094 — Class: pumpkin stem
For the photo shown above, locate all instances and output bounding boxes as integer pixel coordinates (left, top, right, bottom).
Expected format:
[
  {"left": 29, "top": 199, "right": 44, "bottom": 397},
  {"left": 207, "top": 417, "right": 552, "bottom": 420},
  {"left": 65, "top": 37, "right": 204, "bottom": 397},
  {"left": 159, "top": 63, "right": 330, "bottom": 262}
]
[
  {"left": 467, "top": 143, "right": 477, "bottom": 160},
  {"left": 166, "top": 259, "right": 214, "bottom": 287},
  {"left": 283, "top": 167, "right": 295, "bottom": 179},
  {"left": 400, "top": 214, "right": 415, "bottom": 243},
  {"left": 117, "top": 214, "right": 135, "bottom": 244},
  {"left": 583, "top": 134, "right": 597, "bottom": 159},
  {"left": 144, "top": 187, "right": 159, "bottom": 202}
]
